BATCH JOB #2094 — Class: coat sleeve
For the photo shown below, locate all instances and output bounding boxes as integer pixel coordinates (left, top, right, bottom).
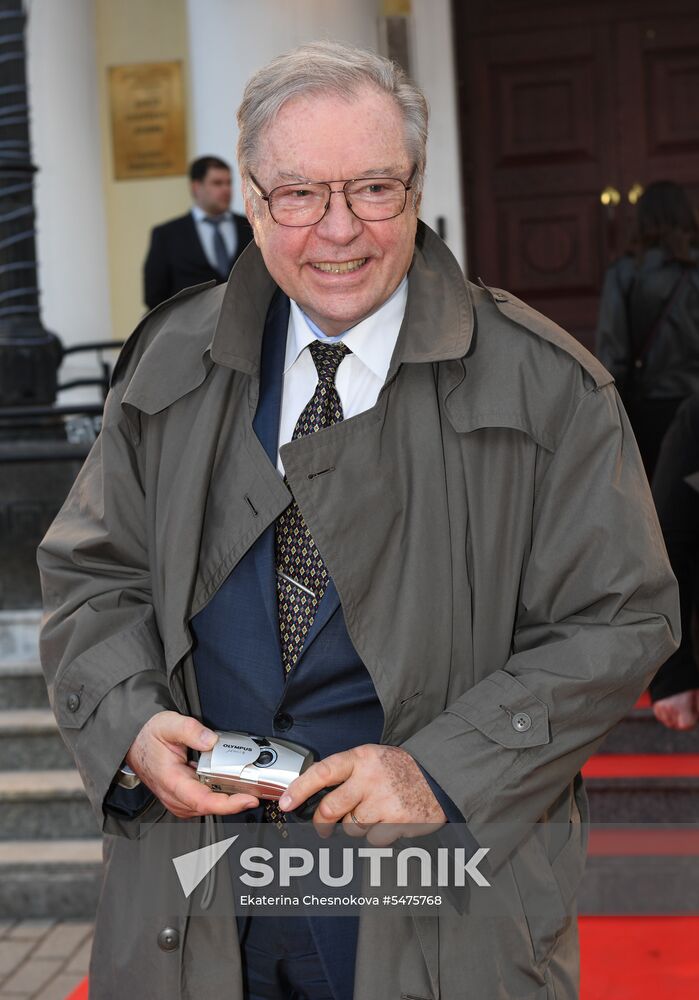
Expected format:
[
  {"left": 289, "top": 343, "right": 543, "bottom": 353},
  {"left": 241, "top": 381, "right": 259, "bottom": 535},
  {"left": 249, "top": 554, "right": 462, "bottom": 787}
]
[
  {"left": 37, "top": 351, "right": 178, "bottom": 836},
  {"left": 595, "top": 261, "right": 631, "bottom": 387},
  {"left": 402, "top": 383, "right": 679, "bottom": 859}
]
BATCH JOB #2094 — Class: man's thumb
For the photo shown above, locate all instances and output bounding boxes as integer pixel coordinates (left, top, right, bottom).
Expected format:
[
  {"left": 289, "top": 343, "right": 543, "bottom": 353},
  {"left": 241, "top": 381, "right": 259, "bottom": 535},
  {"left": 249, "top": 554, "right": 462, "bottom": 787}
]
[
  {"left": 154, "top": 712, "right": 218, "bottom": 750},
  {"left": 196, "top": 725, "right": 218, "bottom": 750}
]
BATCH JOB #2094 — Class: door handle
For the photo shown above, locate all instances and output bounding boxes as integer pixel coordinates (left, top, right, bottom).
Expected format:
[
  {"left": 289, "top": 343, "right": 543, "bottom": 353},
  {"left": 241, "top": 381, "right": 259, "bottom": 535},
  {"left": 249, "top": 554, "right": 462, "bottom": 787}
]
[
  {"left": 600, "top": 186, "right": 621, "bottom": 207},
  {"left": 600, "top": 186, "right": 622, "bottom": 257}
]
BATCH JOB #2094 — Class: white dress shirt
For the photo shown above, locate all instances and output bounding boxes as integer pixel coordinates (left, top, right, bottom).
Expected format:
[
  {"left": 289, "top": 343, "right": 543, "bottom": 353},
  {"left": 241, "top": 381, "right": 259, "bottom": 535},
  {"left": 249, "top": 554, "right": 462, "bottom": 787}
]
[
  {"left": 278, "top": 277, "right": 408, "bottom": 474},
  {"left": 191, "top": 205, "right": 238, "bottom": 270}
]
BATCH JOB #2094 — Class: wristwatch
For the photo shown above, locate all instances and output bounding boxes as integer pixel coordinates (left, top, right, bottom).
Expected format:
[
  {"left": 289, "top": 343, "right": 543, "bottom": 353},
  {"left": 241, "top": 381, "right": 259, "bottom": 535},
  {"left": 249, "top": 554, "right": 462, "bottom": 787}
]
[{"left": 116, "top": 760, "right": 141, "bottom": 790}]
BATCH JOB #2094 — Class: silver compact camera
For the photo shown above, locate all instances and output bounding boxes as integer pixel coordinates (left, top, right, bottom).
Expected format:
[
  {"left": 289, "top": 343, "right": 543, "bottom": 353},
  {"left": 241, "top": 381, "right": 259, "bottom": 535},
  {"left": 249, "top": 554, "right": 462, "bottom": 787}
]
[{"left": 196, "top": 731, "right": 316, "bottom": 800}]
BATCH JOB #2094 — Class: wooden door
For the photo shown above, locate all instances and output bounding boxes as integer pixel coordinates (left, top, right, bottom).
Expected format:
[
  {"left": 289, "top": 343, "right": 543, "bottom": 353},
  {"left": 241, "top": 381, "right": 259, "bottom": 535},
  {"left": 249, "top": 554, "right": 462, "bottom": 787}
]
[
  {"left": 617, "top": 14, "right": 699, "bottom": 215},
  {"left": 454, "top": 0, "right": 699, "bottom": 348}
]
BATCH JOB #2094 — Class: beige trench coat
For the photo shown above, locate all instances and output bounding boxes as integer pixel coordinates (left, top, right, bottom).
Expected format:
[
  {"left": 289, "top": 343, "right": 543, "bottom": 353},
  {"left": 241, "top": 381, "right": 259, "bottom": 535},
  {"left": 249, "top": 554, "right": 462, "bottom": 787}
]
[{"left": 38, "top": 224, "right": 679, "bottom": 1000}]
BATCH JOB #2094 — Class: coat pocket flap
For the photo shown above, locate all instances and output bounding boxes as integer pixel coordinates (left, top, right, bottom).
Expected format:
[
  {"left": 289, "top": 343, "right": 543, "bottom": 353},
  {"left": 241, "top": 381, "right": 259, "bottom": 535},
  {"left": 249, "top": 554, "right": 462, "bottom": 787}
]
[{"left": 447, "top": 670, "right": 550, "bottom": 749}]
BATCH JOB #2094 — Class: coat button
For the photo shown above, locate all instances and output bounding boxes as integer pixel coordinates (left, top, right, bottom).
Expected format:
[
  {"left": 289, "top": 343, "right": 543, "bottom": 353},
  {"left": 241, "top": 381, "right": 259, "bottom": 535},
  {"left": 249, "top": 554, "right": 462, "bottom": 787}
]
[
  {"left": 274, "top": 712, "right": 293, "bottom": 731},
  {"left": 66, "top": 693, "right": 81, "bottom": 713},
  {"left": 157, "top": 927, "right": 180, "bottom": 952},
  {"left": 512, "top": 712, "right": 532, "bottom": 733}
]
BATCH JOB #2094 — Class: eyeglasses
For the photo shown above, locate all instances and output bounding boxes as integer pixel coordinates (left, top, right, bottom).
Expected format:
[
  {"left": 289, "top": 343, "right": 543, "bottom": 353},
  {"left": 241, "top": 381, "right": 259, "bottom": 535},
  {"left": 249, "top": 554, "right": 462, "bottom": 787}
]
[{"left": 248, "top": 168, "right": 415, "bottom": 227}]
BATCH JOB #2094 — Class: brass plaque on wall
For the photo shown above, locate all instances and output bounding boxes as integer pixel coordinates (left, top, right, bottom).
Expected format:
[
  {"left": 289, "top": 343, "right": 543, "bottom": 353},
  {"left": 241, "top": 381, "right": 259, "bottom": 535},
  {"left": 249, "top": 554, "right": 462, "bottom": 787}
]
[{"left": 109, "top": 61, "right": 187, "bottom": 180}]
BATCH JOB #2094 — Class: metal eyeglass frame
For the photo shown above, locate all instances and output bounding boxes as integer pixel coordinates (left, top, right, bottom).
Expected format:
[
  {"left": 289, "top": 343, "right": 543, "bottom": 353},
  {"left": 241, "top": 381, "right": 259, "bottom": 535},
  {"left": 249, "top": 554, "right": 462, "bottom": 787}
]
[{"left": 247, "top": 167, "right": 416, "bottom": 227}]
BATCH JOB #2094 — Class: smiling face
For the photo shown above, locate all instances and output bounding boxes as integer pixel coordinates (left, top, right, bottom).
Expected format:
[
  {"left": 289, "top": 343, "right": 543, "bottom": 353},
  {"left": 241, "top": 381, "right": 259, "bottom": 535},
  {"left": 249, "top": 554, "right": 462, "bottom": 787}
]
[{"left": 245, "top": 87, "right": 418, "bottom": 337}]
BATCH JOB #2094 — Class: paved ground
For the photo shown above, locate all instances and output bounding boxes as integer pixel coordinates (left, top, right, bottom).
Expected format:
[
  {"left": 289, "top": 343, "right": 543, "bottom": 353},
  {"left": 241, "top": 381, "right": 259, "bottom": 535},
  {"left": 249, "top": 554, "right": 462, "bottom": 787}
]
[{"left": 0, "top": 921, "right": 91, "bottom": 1000}]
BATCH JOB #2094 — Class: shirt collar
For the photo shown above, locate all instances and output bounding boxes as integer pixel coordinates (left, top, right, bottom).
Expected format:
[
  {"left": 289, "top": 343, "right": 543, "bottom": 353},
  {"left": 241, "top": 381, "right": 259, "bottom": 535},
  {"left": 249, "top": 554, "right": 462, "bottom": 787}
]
[
  {"left": 191, "top": 205, "right": 231, "bottom": 223},
  {"left": 210, "top": 222, "right": 476, "bottom": 376},
  {"left": 285, "top": 277, "right": 408, "bottom": 382}
]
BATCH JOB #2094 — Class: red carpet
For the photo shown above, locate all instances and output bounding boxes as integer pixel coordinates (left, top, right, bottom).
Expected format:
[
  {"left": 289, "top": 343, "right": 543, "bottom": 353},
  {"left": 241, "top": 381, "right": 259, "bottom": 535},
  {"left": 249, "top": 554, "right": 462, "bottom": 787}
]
[
  {"left": 582, "top": 753, "right": 699, "bottom": 777},
  {"left": 65, "top": 981, "right": 87, "bottom": 1000},
  {"left": 65, "top": 919, "right": 699, "bottom": 999},
  {"left": 579, "top": 916, "right": 699, "bottom": 998}
]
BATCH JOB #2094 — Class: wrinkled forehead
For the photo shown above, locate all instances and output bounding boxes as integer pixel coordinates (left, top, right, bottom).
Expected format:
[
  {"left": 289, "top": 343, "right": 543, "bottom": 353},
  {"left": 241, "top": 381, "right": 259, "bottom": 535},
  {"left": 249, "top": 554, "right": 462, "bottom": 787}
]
[{"left": 254, "top": 87, "right": 411, "bottom": 186}]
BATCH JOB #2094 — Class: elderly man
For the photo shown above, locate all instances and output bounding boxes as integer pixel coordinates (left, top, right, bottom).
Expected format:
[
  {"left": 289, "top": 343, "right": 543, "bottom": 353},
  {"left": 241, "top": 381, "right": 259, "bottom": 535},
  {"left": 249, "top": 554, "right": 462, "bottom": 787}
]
[{"left": 39, "top": 42, "right": 677, "bottom": 1000}]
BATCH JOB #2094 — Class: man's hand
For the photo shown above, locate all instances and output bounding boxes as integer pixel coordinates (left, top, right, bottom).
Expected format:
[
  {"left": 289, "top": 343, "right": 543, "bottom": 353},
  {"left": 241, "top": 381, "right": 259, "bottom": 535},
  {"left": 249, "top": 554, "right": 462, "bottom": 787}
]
[
  {"left": 124, "top": 711, "right": 259, "bottom": 819},
  {"left": 278, "top": 744, "right": 447, "bottom": 846},
  {"left": 653, "top": 690, "right": 699, "bottom": 730}
]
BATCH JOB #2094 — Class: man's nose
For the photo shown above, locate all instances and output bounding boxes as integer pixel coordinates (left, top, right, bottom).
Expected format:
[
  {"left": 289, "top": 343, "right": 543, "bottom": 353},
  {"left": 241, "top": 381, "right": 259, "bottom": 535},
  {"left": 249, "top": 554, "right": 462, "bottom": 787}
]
[{"left": 314, "top": 188, "right": 363, "bottom": 242}]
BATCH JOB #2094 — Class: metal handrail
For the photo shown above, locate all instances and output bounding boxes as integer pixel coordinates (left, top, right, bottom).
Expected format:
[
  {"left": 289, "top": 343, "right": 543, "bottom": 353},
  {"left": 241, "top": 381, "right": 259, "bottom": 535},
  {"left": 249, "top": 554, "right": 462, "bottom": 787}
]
[
  {"left": 62, "top": 340, "right": 124, "bottom": 356},
  {"left": 0, "top": 440, "right": 92, "bottom": 464},
  {"left": 0, "top": 403, "right": 103, "bottom": 419}
]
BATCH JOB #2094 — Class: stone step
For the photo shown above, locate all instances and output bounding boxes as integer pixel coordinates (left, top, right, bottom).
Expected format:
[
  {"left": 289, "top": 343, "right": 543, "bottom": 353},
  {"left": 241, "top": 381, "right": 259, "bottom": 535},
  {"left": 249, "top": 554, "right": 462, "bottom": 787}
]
[
  {"left": 0, "top": 770, "right": 99, "bottom": 840},
  {"left": 0, "top": 708, "right": 73, "bottom": 769},
  {"left": 0, "top": 839, "right": 101, "bottom": 919},
  {"left": 579, "top": 852, "right": 699, "bottom": 914},
  {"left": 0, "top": 609, "right": 41, "bottom": 664},
  {"left": 586, "top": 776, "right": 699, "bottom": 823},
  {"left": 600, "top": 708, "right": 699, "bottom": 754},
  {"left": 0, "top": 660, "right": 49, "bottom": 709}
]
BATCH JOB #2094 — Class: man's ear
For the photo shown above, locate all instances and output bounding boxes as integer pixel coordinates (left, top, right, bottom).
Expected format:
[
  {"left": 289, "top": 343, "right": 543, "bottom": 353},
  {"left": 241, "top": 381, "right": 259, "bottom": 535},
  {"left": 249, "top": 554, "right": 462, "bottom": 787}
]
[
  {"left": 191, "top": 179, "right": 202, "bottom": 206},
  {"left": 244, "top": 194, "right": 262, "bottom": 247}
]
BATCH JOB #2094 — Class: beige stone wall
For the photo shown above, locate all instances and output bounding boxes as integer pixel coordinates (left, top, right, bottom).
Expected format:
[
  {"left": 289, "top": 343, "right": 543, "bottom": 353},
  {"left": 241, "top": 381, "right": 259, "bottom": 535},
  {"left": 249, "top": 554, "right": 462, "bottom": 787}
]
[{"left": 94, "top": 0, "right": 192, "bottom": 338}]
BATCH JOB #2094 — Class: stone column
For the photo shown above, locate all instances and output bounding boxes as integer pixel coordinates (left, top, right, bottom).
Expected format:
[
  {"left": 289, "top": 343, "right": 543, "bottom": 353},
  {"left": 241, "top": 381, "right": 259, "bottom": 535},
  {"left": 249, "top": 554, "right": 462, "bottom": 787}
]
[{"left": 0, "top": 0, "right": 61, "bottom": 407}]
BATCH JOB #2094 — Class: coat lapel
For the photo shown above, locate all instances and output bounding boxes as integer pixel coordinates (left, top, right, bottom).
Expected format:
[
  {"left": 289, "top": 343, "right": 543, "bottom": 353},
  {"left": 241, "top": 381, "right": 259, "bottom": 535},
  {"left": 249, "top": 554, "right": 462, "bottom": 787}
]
[{"left": 185, "top": 212, "right": 216, "bottom": 273}]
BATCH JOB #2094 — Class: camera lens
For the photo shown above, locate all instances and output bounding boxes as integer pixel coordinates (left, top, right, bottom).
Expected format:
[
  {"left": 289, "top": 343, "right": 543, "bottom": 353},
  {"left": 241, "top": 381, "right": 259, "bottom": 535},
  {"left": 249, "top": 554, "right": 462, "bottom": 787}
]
[{"left": 256, "top": 750, "right": 275, "bottom": 767}]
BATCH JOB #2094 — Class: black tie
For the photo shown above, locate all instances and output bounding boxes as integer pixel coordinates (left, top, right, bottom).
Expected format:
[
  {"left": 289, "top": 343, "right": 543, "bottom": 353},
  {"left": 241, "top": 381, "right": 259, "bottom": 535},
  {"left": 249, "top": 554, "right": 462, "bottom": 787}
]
[
  {"left": 204, "top": 216, "right": 230, "bottom": 276},
  {"left": 275, "top": 340, "right": 350, "bottom": 675}
]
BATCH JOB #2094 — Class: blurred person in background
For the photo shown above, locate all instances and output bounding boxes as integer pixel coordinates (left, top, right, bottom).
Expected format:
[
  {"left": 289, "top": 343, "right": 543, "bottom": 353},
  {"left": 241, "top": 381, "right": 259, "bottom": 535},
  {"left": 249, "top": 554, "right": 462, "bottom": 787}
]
[
  {"left": 143, "top": 154, "right": 253, "bottom": 309},
  {"left": 596, "top": 179, "right": 699, "bottom": 478},
  {"left": 651, "top": 393, "right": 699, "bottom": 729}
]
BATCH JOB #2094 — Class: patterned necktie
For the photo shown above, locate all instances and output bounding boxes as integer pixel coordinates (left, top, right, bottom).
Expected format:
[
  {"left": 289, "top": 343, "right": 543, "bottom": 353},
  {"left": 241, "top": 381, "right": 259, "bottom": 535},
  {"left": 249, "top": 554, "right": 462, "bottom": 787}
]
[
  {"left": 275, "top": 340, "right": 350, "bottom": 675},
  {"left": 203, "top": 216, "right": 230, "bottom": 276},
  {"left": 265, "top": 341, "right": 349, "bottom": 833}
]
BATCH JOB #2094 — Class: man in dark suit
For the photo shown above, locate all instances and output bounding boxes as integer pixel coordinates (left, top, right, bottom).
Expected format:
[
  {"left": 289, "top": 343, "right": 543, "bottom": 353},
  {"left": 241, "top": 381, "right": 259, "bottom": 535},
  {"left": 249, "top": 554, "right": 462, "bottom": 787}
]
[{"left": 143, "top": 155, "right": 253, "bottom": 309}]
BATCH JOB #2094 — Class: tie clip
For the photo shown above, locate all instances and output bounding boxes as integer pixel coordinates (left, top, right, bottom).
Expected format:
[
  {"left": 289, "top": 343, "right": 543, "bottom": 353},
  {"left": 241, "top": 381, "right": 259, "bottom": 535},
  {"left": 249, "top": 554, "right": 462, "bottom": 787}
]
[{"left": 276, "top": 570, "right": 316, "bottom": 600}]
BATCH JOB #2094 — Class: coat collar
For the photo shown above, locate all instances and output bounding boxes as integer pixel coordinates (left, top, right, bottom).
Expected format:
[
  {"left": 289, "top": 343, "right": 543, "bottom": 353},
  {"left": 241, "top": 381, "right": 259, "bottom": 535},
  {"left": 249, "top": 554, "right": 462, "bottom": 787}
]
[
  {"left": 209, "top": 219, "right": 474, "bottom": 376},
  {"left": 121, "top": 222, "right": 473, "bottom": 416},
  {"left": 121, "top": 217, "right": 609, "bottom": 441}
]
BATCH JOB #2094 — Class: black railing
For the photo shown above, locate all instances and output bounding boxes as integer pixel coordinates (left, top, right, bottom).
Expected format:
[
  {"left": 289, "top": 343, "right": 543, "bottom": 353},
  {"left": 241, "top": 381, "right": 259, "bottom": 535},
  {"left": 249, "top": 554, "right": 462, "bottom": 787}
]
[
  {"left": 0, "top": 339, "right": 124, "bottom": 462},
  {"left": 59, "top": 340, "right": 124, "bottom": 400}
]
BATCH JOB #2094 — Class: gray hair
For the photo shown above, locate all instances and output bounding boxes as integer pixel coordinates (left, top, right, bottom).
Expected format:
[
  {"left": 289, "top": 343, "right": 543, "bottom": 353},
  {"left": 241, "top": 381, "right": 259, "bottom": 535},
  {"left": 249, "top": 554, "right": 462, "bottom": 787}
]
[{"left": 236, "top": 40, "right": 428, "bottom": 205}]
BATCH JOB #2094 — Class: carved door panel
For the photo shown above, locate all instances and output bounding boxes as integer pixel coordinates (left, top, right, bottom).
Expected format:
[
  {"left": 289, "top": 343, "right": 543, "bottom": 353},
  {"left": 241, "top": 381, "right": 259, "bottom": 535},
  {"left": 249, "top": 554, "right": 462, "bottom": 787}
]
[
  {"left": 618, "top": 14, "right": 699, "bottom": 216},
  {"left": 465, "top": 23, "right": 617, "bottom": 344}
]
